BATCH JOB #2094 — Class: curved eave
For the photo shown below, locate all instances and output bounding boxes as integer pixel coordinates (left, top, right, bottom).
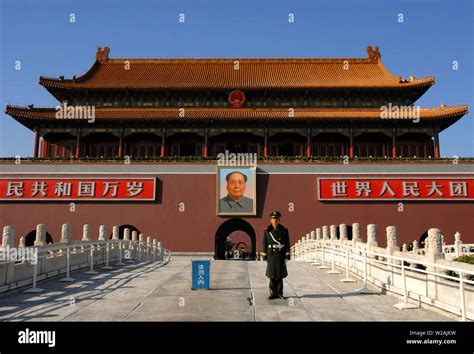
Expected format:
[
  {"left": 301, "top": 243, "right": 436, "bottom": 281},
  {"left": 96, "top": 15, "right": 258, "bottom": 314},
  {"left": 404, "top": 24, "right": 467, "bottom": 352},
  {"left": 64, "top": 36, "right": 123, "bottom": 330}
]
[
  {"left": 37, "top": 51, "right": 435, "bottom": 92},
  {"left": 5, "top": 105, "right": 468, "bottom": 131},
  {"left": 38, "top": 77, "right": 435, "bottom": 91}
]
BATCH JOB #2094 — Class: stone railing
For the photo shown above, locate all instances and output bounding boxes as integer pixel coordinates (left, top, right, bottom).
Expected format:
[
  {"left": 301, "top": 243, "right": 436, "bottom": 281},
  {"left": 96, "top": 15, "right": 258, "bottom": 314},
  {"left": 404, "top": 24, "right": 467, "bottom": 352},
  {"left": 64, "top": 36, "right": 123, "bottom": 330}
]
[
  {"left": 442, "top": 231, "right": 474, "bottom": 260},
  {"left": 0, "top": 224, "right": 171, "bottom": 294},
  {"left": 291, "top": 223, "right": 474, "bottom": 321}
]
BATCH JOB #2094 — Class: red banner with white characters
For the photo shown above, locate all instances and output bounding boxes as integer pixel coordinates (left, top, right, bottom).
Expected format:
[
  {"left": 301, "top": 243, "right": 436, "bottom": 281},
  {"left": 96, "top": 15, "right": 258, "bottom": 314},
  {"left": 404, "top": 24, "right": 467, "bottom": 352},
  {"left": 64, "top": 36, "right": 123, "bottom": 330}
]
[
  {"left": 0, "top": 178, "right": 156, "bottom": 201},
  {"left": 318, "top": 178, "right": 474, "bottom": 201}
]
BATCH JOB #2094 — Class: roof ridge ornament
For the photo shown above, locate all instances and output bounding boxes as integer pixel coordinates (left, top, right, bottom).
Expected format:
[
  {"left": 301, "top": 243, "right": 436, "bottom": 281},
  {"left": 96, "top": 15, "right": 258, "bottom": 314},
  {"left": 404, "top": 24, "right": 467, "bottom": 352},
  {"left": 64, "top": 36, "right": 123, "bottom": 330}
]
[
  {"left": 367, "top": 46, "right": 380, "bottom": 62},
  {"left": 96, "top": 47, "right": 110, "bottom": 63}
]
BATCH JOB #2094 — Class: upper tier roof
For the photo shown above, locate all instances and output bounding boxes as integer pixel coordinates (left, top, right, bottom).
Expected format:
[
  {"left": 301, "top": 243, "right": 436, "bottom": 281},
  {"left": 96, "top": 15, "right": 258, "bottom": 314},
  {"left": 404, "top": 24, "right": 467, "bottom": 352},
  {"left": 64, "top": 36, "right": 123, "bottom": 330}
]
[{"left": 39, "top": 46, "right": 435, "bottom": 90}]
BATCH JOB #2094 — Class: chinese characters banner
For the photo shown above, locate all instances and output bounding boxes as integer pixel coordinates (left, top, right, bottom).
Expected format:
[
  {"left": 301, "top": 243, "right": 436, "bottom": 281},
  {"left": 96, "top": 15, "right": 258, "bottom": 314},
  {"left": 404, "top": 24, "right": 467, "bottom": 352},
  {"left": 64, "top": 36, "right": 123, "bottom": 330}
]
[
  {"left": 318, "top": 178, "right": 474, "bottom": 201},
  {"left": 0, "top": 178, "right": 156, "bottom": 201}
]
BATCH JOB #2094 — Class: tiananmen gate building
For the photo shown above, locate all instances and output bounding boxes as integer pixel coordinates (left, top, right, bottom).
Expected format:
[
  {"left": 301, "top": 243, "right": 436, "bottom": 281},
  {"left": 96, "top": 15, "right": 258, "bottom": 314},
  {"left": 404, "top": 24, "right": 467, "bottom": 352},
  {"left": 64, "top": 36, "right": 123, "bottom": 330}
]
[{"left": 1, "top": 46, "right": 472, "bottom": 258}]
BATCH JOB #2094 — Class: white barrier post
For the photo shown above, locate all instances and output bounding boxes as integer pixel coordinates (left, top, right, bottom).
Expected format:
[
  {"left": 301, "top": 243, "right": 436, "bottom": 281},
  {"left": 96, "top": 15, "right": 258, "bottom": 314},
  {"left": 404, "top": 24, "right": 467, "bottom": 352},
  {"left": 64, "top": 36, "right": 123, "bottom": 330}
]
[
  {"left": 139, "top": 234, "right": 144, "bottom": 261},
  {"left": 146, "top": 236, "right": 151, "bottom": 262},
  {"left": 131, "top": 231, "right": 138, "bottom": 261},
  {"left": 318, "top": 238, "right": 330, "bottom": 270},
  {"left": 459, "top": 272, "right": 467, "bottom": 322},
  {"left": 103, "top": 240, "right": 113, "bottom": 270},
  {"left": 124, "top": 228, "right": 133, "bottom": 263},
  {"left": 393, "top": 260, "right": 417, "bottom": 309},
  {"left": 85, "top": 242, "right": 99, "bottom": 275},
  {"left": 152, "top": 239, "right": 157, "bottom": 262},
  {"left": 340, "top": 246, "right": 355, "bottom": 283},
  {"left": 158, "top": 241, "right": 163, "bottom": 261},
  {"left": 312, "top": 228, "right": 322, "bottom": 265},
  {"left": 355, "top": 250, "right": 373, "bottom": 294},
  {"left": 116, "top": 240, "right": 125, "bottom": 266},
  {"left": 328, "top": 243, "right": 341, "bottom": 274},
  {"left": 302, "top": 235, "right": 307, "bottom": 261},
  {"left": 59, "top": 246, "right": 75, "bottom": 282},
  {"left": 24, "top": 253, "right": 44, "bottom": 293},
  {"left": 309, "top": 231, "right": 316, "bottom": 262}
]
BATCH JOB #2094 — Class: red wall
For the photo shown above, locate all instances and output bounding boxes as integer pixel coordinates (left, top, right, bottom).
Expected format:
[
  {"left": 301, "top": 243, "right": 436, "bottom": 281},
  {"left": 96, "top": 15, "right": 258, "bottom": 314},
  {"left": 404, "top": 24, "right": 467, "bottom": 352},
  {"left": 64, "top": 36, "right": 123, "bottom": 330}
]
[{"left": 1, "top": 173, "right": 472, "bottom": 252}]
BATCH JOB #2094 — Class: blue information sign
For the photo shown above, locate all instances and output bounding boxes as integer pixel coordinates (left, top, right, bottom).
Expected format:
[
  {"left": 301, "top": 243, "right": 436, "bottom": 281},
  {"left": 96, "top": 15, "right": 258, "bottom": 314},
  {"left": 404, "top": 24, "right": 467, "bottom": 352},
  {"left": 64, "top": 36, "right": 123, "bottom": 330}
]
[{"left": 191, "top": 260, "right": 210, "bottom": 290}]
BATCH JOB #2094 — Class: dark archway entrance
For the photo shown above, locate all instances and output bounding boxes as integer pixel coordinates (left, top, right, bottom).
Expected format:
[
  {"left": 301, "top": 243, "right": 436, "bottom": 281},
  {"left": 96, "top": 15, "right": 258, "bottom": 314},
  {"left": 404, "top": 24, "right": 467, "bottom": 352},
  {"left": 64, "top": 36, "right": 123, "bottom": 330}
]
[{"left": 215, "top": 218, "right": 256, "bottom": 260}]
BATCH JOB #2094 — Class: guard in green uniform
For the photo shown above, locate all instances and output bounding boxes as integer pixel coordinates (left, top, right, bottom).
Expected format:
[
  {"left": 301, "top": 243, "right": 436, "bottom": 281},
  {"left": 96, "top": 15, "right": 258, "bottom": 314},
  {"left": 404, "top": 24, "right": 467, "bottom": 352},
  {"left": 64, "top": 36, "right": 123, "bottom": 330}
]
[{"left": 261, "top": 211, "right": 291, "bottom": 299}]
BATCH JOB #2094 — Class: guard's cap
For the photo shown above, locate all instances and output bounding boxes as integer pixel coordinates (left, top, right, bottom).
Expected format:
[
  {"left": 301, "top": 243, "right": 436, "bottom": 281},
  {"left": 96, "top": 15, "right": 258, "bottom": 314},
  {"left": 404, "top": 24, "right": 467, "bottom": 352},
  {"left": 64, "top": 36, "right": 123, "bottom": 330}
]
[{"left": 269, "top": 211, "right": 281, "bottom": 218}]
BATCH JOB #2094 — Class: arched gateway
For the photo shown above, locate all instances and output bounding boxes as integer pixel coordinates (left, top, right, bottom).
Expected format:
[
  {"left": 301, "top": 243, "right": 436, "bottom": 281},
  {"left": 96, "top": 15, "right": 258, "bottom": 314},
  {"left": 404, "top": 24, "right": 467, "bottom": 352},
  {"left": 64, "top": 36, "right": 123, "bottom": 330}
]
[{"left": 215, "top": 219, "right": 256, "bottom": 260}]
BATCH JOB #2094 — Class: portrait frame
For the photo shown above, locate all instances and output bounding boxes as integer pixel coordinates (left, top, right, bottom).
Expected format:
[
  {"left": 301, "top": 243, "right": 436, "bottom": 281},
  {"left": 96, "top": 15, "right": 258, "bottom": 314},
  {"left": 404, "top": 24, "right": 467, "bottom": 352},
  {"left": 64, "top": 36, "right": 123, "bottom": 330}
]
[{"left": 216, "top": 166, "right": 257, "bottom": 216}]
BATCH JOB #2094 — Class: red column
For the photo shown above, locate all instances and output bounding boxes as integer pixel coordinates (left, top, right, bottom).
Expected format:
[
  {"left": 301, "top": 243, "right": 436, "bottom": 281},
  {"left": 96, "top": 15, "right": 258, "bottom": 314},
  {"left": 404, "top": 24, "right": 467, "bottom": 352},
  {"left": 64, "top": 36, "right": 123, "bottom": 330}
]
[
  {"left": 33, "top": 131, "right": 40, "bottom": 158},
  {"left": 40, "top": 139, "right": 45, "bottom": 158},
  {"left": 161, "top": 129, "right": 166, "bottom": 157},
  {"left": 392, "top": 128, "right": 397, "bottom": 158},
  {"left": 203, "top": 129, "right": 209, "bottom": 157},
  {"left": 434, "top": 128, "right": 440, "bottom": 158},
  {"left": 306, "top": 128, "right": 311, "bottom": 157},
  {"left": 118, "top": 132, "right": 124, "bottom": 158},
  {"left": 264, "top": 129, "right": 268, "bottom": 157},
  {"left": 349, "top": 129, "right": 354, "bottom": 158},
  {"left": 75, "top": 130, "right": 81, "bottom": 158}
]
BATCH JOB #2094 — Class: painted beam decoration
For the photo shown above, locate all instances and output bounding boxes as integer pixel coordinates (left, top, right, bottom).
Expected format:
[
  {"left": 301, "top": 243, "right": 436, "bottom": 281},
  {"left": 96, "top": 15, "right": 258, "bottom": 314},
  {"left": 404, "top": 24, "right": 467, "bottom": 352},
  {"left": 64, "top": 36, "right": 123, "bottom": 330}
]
[
  {"left": 318, "top": 177, "right": 474, "bottom": 201},
  {"left": 0, "top": 178, "right": 156, "bottom": 201}
]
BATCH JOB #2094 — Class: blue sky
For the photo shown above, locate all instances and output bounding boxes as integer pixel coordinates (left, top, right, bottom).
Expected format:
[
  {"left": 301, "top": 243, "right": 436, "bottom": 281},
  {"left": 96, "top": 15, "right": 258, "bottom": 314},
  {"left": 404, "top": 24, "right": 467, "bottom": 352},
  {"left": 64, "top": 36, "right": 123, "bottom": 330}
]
[{"left": 0, "top": 0, "right": 472, "bottom": 157}]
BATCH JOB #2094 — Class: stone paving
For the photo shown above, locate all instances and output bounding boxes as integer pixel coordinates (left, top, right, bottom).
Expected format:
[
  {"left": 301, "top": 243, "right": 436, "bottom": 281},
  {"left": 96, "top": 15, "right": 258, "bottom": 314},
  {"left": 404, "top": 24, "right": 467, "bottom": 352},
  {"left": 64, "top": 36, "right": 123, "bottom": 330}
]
[{"left": 0, "top": 257, "right": 450, "bottom": 321}]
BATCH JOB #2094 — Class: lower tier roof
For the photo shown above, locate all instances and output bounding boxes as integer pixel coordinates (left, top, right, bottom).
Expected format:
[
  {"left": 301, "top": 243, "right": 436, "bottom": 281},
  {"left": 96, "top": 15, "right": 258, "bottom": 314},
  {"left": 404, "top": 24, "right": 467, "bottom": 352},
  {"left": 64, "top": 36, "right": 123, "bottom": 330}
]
[{"left": 5, "top": 105, "right": 468, "bottom": 131}]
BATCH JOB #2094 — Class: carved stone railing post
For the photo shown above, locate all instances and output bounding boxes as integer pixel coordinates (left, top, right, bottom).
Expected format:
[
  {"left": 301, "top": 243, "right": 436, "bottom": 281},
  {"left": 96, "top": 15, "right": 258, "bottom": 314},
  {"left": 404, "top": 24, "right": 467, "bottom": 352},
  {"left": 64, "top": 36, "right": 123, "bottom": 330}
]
[
  {"left": 112, "top": 225, "right": 119, "bottom": 252},
  {"left": 34, "top": 224, "right": 46, "bottom": 247},
  {"left": 322, "top": 226, "right": 329, "bottom": 240},
  {"left": 410, "top": 240, "right": 419, "bottom": 268},
  {"left": 412, "top": 240, "right": 418, "bottom": 254},
  {"left": 138, "top": 234, "right": 144, "bottom": 260},
  {"left": 352, "top": 223, "right": 361, "bottom": 246},
  {"left": 18, "top": 236, "right": 26, "bottom": 262},
  {"left": 98, "top": 225, "right": 106, "bottom": 241},
  {"left": 152, "top": 239, "right": 157, "bottom": 261},
  {"left": 454, "top": 232, "right": 462, "bottom": 257},
  {"left": 123, "top": 228, "right": 131, "bottom": 261},
  {"left": 157, "top": 241, "right": 163, "bottom": 260},
  {"left": 124, "top": 228, "right": 131, "bottom": 241},
  {"left": 316, "top": 228, "right": 322, "bottom": 240},
  {"left": 82, "top": 224, "right": 91, "bottom": 242},
  {"left": 426, "top": 229, "right": 444, "bottom": 261},
  {"left": 146, "top": 236, "right": 152, "bottom": 260},
  {"left": 131, "top": 230, "right": 138, "bottom": 260},
  {"left": 426, "top": 228, "right": 445, "bottom": 298},
  {"left": 386, "top": 226, "right": 399, "bottom": 254},
  {"left": 339, "top": 224, "right": 348, "bottom": 242},
  {"left": 367, "top": 224, "right": 378, "bottom": 247},
  {"left": 60, "top": 224, "right": 71, "bottom": 244},
  {"left": 386, "top": 226, "right": 400, "bottom": 267},
  {"left": 310, "top": 230, "right": 316, "bottom": 240},
  {"left": 365, "top": 224, "right": 377, "bottom": 260},
  {"left": 112, "top": 226, "right": 119, "bottom": 240},
  {"left": 330, "top": 225, "right": 337, "bottom": 241},
  {"left": 2, "top": 226, "right": 15, "bottom": 248}
]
